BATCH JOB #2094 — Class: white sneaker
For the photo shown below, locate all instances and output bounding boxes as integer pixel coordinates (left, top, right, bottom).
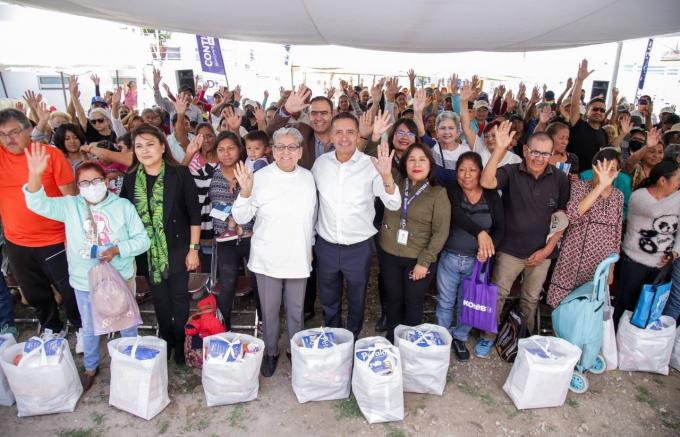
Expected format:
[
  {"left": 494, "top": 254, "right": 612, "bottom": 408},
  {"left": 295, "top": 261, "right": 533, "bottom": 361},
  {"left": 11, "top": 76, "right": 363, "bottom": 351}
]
[{"left": 75, "top": 328, "right": 84, "bottom": 354}]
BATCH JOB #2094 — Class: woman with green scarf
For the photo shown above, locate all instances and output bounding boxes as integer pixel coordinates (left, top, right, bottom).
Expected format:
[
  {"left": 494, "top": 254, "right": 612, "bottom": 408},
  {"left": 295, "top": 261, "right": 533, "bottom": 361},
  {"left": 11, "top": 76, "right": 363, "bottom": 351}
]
[{"left": 120, "top": 124, "right": 201, "bottom": 365}]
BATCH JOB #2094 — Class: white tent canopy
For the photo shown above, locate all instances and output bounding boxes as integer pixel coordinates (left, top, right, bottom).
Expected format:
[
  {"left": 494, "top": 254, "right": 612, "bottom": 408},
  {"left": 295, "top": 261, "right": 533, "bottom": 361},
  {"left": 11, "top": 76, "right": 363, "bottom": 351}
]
[{"left": 8, "top": 0, "right": 680, "bottom": 53}]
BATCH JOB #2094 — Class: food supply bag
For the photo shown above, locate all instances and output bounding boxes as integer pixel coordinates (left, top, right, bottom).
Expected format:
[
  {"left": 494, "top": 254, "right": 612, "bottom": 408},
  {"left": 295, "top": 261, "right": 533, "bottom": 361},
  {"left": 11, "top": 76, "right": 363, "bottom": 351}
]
[
  {"left": 107, "top": 336, "right": 169, "bottom": 419},
  {"left": 0, "top": 334, "right": 16, "bottom": 406},
  {"left": 602, "top": 287, "right": 618, "bottom": 370},
  {"left": 0, "top": 336, "right": 82, "bottom": 416},
  {"left": 202, "top": 332, "right": 264, "bottom": 406},
  {"left": 503, "top": 336, "right": 581, "bottom": 410},
  {"left": 631, "top": 279, "right": 671, "bottom": 329},
  {"left": 352, "top": 337, "right": 403, "bottom": 424},
  {"left": 460, "top": 260, "right": 498, "bottom": 333},
  {"left": 89, "top": 262, "right": 142, "bottom": 336},
  {"left": 290, "top": 327, "right": 353, "bottom": 403},
  {"left": 670, "top": 327, "right": 680, "bottom": 371},
  {"left": 394, "top": 324, "right": 451, "bottom": 395},
  {"left": 617, "top": 311, "right": 676, "bottom": 375}
]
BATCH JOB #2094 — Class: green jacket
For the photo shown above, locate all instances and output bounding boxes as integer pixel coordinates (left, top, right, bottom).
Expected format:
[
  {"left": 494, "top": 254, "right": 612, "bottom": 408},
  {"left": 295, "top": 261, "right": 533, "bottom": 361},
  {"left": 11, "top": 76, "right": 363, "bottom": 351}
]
[{"left": 379, "top": 176, "right": 451, "bottom": 267}]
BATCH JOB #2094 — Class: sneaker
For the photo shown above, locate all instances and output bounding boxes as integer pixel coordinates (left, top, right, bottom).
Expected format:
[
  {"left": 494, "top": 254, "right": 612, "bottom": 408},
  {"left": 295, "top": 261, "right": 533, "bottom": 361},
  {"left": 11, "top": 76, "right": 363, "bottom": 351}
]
[
  {"left": 474, "top": 338, "right": 495, "bottom": 359},
  {"left": 260, "top": 354, "right": 279, "bottom": 377},
  {"left": 0, "top": 324, "right": 18, "bottom": 341},
  {"left": 75, "top": 328, "right": 84, "bottom": 354},
  {"left": 452, "top": 339, "right": 470, "bottom": 362},
  {"left": 216, "top": 228, "right": 238, "bottom": 242}
]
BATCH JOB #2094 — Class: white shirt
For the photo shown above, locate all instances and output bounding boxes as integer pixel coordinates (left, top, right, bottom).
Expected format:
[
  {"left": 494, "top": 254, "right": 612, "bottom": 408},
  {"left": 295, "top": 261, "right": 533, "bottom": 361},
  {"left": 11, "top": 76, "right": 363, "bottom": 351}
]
[
  {"left": 232, "top": 164, "right": 317, "bottom": 278},
  {"left": 432, "top": 141, "right": 470, "bottom": 170},
  {"left": 473, "top": 136, "right": 523, "bottom": 168},
  {"left": 312, "top": 148, "right": 401, "bottom": 245},
  {"left": 167, "top": 132, "right": 195, "bottom": 162}
]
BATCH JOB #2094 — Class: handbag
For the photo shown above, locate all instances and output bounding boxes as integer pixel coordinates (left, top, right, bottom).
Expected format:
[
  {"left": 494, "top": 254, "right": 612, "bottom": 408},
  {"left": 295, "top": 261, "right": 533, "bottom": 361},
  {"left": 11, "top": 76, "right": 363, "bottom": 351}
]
[
  {"left": 459, "top": 260, "right": 498, "bottom": 333},
  {"left": 631, "top": 261, "right": 673, "bottom": 329},
  {"left": 184, "top": 294, "right": 225, "bottom": 369},
  {"left": 495, "top": 303, "right": 529, "bottom": 362}
]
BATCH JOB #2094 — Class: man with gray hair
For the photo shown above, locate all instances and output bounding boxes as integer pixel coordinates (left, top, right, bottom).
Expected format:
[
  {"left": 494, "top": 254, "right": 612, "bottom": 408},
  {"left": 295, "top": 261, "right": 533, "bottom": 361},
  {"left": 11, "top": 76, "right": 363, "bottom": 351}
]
[{"left": 0, "top": 108, "right": 82, "bottom": 341}]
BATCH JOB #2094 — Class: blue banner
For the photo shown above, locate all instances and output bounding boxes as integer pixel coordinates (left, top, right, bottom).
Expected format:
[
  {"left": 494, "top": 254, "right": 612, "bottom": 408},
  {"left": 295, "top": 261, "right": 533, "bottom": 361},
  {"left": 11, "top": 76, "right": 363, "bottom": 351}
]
[
  {"left": 637, "top": 38, "right": 654, "bottom": 91},
  {"left": 196, "top": 35, "right": 225, "bottom": 75}
]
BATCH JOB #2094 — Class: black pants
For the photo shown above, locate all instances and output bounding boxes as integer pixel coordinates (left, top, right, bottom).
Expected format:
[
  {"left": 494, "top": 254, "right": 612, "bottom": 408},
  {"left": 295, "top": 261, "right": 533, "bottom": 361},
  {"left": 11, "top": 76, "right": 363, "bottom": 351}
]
[
  {"left": 216, "top": 238, "right": 259, "bottom": 328},
  {"left": 4, "top": 240, "right": 81, "bottom": 332},
  {"left": 150, "top": 270, "right": 189, "bottom": 364},
  {"left": 379, "top": 250, "right": 434, "bottom": 342},
  {"left": 303, "top": 255, "right": 317, "bottom": 315},
  {"left": 374, "top": 235, "right": 387, "bottom": 315},
  {"left": 613, "top": 253, "right": 662, "bottom": 328},
  {"left": 315, "top": 237, "right": 372, "bottom": 339}
]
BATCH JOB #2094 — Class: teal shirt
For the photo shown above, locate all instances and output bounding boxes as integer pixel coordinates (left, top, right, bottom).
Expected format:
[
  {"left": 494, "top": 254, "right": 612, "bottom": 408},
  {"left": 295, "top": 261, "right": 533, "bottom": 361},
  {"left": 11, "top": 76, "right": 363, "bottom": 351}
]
[
  {"left": 23, "top": 186, "right": 150, "bottom": 291},
  {"left": 579, "top": 170, "right": 632, "bottom": 217}
]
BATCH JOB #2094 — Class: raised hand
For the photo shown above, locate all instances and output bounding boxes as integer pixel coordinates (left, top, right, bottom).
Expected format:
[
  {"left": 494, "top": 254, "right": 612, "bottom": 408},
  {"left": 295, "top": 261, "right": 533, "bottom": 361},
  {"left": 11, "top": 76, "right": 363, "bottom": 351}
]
[
  {"left": 22, "top": 90, "right": 40, "bottom": 110},
  {"left": 611, "top": 87, "right": 619, "bottom": 104},
  {"left": 371, "top": 142, "right": 395, "bottom": 178},
  {"left": 566, "top": 77, "right": 574, "bottom": 90},
  {"left": 25, "top": 142, "right": 50, "bottom": 176},
  {"left": 186, "top": 133, "right": 204, "bottom": 157},
  {"left": 233, "top": 85, "right": 242, "bottom": 103},
  {"left": 370, "top": 78, "right": 385, "bottom": 102},
  {"left": 14, "top": 102, "right": 25, "bottom": 113},
  {"left": 89, "top": 74, "right": 100, "bottom": 86},
  {"left": 385, "top": 77, "right": 400, "bottom": 101},
  {"left": 112, "top": 86, "right": 122, "bottom": 105},
  {"left": 223, "top": 106, "right": 242, "bottom": 132},
  {"left": 459, "top": 80, "right": 473, "bottom": 101},
  {"left": 493, "top": 120, "right": 516, "bottom": 154},
  {"left": 35, "top": 101, "right": 51, "bottom": 123},
  {"left": 407, "top": 68, "right": 416, "bottom": 83},
  {"left": 517, "top": 82, "right": 526, "bottom": 101},
  {"left": 234, "top": 161, "right": 254, "bottom": 198},
  {"left": 372, "top": 110, "right": 393, "bottom": 141},
  {"left": 619, "top": 114, "right": 632, "bottom": 136},
  {"left": 173, "top": 92, "right": 191, "bottom": 114},
  {"left": 471, "top": 75, "right": 480, "bottom": 90},
  {"left": 413, "top": 88, "right": 428, "bottom": 113},
  {"left": 576, "top": 59, "right": 594, "bottom": 82},
  {"left": 284, "top": 84, "right": 311, "bottom": 114},
  {"left": 263, "top": 89, "right": 269, "bottom": 101},
  {"left": 254, "top": 105, "right": 266, "bottom": 123},
  {"left": 448, "top": 73, "right": 459, "bottom": 94},
  {"left": 529, "top": 85, "right": 541, "bottom": 104},
  {"left": 68, "top": 76, "right": 80, "bottom": 97},
  {"left": 538, "top": 105, "right": 554, "bottom": 124},
  {"left": 161, "top": 82, "right": 171, "bottom": 96},
  {"left": 646, "top": 127, "right": 661, "bottom": 147},
  {"left": 593, "top": 159, "right": 619, "bottom": 189},
  {"left": 359, "top": 112, "right": 373, "bottom": 140},
  {"left": 504, "top": 90, "right": 517, "bottom": 112},
  {"left": 152, "top": 67, "right": 162, "bottom": 88}
]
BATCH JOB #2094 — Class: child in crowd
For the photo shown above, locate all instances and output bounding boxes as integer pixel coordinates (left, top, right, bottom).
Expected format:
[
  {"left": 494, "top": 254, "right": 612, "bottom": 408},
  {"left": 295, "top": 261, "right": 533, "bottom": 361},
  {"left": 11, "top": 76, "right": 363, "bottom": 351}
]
[{"left": 244, "top": 130, "right": 270, "bottom": 172}]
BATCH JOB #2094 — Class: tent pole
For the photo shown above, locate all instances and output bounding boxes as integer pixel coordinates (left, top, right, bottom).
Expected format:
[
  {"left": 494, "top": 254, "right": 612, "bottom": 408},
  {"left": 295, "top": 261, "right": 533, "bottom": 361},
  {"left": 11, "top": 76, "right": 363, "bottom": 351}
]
[
  {"left": 59, "top": 71, "right": 68, "bottom": 109},
  {"left": 115, "top": 69, "right": 120, "bottom": 87},
  {"left": 0, "top": 71, "right": 7, "bottom": 98},
  {"left": 609, "top": 41, "right": 623, "bottom": 107}
]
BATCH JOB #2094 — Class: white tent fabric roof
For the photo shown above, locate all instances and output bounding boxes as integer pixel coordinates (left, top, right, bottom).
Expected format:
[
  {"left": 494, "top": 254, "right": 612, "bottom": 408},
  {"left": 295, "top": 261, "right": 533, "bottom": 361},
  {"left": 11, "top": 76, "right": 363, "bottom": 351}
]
[{"left": 8, "top": 0, "right": 680, "bottom": 53}]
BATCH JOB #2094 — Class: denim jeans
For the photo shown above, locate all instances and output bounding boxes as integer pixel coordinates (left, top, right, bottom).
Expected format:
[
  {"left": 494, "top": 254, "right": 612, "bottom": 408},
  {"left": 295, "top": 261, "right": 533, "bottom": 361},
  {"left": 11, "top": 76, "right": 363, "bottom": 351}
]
[
  {"left": 75, "top": 289, "right": 137, "bottom": 371},
  {"left": 0, "top": 250, "right": 16, "bottom": 329},
  {"left": 662, "top": 258, "right": 680, "bottom": 320},
  {"left": 436, "top": 250, "right": 475, "bottom": 342}
]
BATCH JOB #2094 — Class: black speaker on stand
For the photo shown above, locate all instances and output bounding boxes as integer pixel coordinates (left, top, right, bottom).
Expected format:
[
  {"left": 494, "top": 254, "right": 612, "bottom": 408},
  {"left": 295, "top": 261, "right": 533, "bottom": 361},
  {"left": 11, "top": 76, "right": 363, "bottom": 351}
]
[
  {"left": 590, "top": 80, "right": 609, "bottom": 101},
  {"left": 175, "top": 69, "right": 195, "bottom": 93}
]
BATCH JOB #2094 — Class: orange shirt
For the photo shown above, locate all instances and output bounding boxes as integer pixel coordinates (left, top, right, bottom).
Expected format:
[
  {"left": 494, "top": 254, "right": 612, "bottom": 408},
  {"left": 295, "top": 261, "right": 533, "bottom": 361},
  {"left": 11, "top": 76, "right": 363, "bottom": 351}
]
[{"left": 0, "top": 144, "right": 74, "bottom": 247}]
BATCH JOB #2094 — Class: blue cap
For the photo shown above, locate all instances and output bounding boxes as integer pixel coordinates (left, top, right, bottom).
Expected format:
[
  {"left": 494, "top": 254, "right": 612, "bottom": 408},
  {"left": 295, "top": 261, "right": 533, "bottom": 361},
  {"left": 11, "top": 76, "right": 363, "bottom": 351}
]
[{"left": 91, "top": 96, "right": 107, "bottom": 106}]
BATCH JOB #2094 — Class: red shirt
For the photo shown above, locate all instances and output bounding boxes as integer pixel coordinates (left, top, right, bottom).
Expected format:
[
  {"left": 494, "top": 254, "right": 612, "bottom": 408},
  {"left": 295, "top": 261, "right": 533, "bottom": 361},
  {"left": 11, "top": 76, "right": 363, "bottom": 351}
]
[{"left": 0, "top": 144, "right": 74, "bottom": 247}]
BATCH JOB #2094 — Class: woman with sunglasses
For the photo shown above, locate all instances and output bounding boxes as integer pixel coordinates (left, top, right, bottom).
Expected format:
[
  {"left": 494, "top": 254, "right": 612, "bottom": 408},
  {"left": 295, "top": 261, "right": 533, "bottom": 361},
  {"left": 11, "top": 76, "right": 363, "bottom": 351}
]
[
  {"left": 69, "top": 77, "right": 117, "bottom": 144},
  {"left": 23, "top": 146, "right": 150, "bottom": 390}
]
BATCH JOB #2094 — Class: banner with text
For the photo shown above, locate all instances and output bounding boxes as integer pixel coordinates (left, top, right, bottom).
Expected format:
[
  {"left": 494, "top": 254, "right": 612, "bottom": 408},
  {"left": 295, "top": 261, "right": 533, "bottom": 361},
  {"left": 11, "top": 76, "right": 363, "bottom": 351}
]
[{"left": 196, "top": 35, "right": 225, "bottom": 75}]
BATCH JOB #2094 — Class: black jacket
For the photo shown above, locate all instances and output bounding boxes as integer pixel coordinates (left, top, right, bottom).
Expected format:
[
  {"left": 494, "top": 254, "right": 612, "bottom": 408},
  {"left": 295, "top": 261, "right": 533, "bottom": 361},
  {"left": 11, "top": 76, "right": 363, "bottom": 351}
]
[
  {"left": 444, "top": 180, "right": 505, "bottom": 251},
  {"left": 120, "top": 163, "right": 201, "bottom": 276}
]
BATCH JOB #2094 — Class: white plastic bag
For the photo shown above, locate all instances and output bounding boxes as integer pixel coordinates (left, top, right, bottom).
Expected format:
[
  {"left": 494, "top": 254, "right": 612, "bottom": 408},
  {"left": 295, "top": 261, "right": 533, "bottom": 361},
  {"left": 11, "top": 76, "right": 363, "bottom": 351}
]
[
  {"left": 602, "top": 289, "right": 618, "bottom": 370},
  {"left": 351, "top": 336, "right": 403, "bottom": 424},
  {"left": 617, "top": 311, "right": 676, "bottom": 375},
  {"left": 503, "top": 336, "right": 581, "bottom": 410},
  {"left": 0, "top": 334, "right": 16, "bottom": 406},
  {"left": 394, "top": 324, "right": 451, "bottom": 395},
  {"left": 107, "top": 336, "right": 169, "bottom": 420},
  {"left": 290, "top": 327, "right": 353, "bottom": 403},
  {"left": 202, "top": 332, "right": 264, "bottom": 406},
  {"left": 0, "top": 338, "right": 82, "bottom": 416},
  {"left": 670, "top": 327, "right": 680, "bottom": 371}
]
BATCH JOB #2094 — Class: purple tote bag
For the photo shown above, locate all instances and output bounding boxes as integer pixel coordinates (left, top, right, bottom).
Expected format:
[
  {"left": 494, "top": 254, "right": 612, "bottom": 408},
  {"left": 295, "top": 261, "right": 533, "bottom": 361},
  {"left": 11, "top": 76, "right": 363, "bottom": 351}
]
[{"left": 460, "top": 260, "right": 498, "bottom": 333}]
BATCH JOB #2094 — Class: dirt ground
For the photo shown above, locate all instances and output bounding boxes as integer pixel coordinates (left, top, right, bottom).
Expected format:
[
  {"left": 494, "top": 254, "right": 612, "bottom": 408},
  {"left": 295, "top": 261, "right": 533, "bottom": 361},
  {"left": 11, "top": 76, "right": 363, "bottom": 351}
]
[{"left": 1, "top": 270, "right": 679, "bottom": 437}]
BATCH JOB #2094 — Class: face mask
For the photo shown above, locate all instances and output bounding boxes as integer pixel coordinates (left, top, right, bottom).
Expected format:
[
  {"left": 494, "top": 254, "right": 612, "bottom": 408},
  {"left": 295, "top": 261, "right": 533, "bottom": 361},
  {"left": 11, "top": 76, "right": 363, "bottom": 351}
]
[
  {"left": 628, "top": 140, "right": 644, "bottom": 152},
  {"left": 80, "top": 182, "right": 108, "bottom": 204}
]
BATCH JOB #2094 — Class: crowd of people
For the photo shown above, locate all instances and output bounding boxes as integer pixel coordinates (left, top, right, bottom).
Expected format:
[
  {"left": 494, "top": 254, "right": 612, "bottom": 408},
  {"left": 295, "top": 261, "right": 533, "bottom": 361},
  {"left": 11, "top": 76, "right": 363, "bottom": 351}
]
[{"left": 0, "top": 58, "right": 678, "bottom": 388}]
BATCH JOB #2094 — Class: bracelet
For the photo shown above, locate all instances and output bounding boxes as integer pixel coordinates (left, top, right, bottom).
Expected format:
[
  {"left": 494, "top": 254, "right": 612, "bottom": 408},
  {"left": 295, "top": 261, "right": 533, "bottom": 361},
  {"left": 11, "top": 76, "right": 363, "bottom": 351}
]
[{"left": 383, "top": 181, "right": 394, "bottom": 188}]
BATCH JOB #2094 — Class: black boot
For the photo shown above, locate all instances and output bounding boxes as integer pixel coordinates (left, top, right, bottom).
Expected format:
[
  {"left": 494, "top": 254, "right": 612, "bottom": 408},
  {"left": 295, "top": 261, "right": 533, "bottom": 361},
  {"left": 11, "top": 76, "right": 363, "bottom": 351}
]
[
  {"left": 260, "top": 354, "right": 279, "bottom": 377},
  {"left": 374, "top": 312, "right": 387, "bottom": 332}
]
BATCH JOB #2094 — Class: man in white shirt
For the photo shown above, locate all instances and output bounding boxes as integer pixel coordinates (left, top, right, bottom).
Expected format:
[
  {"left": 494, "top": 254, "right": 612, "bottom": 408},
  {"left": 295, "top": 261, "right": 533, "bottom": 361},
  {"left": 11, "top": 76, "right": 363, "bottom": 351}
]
[{"left": 312, "top": 113, "right": 401, "bottom": 338}]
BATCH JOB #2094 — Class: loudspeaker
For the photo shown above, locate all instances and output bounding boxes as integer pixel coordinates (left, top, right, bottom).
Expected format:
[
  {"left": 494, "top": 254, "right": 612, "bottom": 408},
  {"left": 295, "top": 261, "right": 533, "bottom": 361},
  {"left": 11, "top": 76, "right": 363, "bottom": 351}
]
[
  {"left": 590, "top": 80, "right": 609, "bottom": 101},
  {"left": 175, "top": 69, "right": 195, "bottom": 93}
]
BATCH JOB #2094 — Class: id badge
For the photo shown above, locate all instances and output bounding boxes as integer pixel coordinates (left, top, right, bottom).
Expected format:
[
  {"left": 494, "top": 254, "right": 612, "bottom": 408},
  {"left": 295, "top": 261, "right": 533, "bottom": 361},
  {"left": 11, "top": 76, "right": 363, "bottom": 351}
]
[{"left": 397, "top": 229, "right": 409, "bottom": 246}]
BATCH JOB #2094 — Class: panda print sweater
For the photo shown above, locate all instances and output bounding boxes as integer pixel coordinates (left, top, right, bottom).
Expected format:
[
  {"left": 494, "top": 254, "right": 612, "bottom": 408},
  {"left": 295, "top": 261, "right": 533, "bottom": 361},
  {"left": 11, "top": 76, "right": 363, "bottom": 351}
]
[{"left": 623, "top": 188, "right": 680, "bottom": 267}]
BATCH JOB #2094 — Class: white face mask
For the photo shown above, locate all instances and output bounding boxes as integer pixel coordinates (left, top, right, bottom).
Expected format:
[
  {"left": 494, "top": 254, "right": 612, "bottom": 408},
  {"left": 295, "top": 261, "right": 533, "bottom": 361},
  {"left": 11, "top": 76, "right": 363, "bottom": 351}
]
[{"left": 80, "top": 181, "right": 108, "bottom": 204}]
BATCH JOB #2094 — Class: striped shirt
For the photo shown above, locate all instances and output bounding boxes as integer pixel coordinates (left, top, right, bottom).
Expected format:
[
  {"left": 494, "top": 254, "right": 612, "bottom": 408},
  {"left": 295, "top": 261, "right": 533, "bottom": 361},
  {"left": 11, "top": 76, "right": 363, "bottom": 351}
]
[
  {"left": 209, "top": 165, "right": 254, "bottom": 236},
  {"left": 190, "top": 162, "right": 218, "bottom": 245}
]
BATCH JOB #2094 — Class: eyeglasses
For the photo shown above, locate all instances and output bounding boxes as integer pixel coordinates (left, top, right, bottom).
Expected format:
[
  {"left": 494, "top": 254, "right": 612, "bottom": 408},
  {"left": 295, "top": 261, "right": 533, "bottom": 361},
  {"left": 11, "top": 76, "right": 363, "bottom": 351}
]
[
  {"left": 272, "top": 144, "right": 301, "bottom": 152},
  {"left": 528, "top": 149, "right": 552, "bottom": 159},
  {"left": 0, "top": 129, "right": 25, "bottom": 141},
  {"left": 394, "top": 130, "right": 416, "bottom": 139},
  {"left": 90, "top": 118, "right": 107, "bottom": 124},
  {"left": 590, "top": 107, "right": 606, "bottom": 113},
  {"left": 77, "top": 178, "right": 105, "bottom": 188}
]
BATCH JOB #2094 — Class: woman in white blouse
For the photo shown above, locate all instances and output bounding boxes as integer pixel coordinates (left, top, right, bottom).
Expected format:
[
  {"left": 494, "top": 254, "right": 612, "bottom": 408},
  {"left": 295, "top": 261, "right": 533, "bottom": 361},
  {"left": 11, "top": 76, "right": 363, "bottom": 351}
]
[{"left": 232, "top": 127, "right": 317, "bottom": 377}]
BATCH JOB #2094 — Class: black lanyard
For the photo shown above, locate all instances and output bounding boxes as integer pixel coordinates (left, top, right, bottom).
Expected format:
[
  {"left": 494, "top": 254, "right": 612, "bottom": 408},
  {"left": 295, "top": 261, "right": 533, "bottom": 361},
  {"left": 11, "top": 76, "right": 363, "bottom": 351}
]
[{"left": 400, "top": 179, "right": 429, "bottom": 228}]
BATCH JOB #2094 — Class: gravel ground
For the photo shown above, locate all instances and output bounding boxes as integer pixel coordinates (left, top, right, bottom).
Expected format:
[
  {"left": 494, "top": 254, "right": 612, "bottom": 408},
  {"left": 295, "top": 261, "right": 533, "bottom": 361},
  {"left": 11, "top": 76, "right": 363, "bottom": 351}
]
[{"left": 1, "top": 266, "right": 679, "bottom": 437}]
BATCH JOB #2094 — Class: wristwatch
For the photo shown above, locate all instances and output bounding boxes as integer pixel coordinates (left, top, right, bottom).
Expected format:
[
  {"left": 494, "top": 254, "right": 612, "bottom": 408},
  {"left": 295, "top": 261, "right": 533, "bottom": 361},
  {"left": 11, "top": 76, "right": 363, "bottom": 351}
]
[{"left": 189, "top": 244, "right": 200, "bottom": 250}]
